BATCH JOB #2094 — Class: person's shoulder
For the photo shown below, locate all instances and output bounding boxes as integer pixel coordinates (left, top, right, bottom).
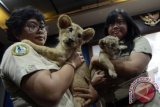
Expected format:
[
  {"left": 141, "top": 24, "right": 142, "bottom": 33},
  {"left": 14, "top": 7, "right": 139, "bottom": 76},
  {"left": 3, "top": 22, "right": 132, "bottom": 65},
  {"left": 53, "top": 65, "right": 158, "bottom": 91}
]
[
  {"left": 134, "top": 36, "right": 149, "bottom": 43},
  {"left": 4, "top": 42, "right": 32, "bottom": 56},
  {"left": 134, "top": 36, "right": 145, "bottom": 40},
  {"left": 133, "top": 36, "right": 152, "bottom": 55}
]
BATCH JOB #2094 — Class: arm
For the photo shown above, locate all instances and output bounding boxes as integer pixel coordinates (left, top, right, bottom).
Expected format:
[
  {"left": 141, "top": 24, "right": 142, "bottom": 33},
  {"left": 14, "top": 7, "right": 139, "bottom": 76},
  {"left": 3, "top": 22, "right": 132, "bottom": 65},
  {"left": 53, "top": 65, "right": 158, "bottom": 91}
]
[
  {"left": 112, "top": 52, "right": 151, "bottom": 78},
  {"left": 91, "top": 51, "right": 151, "bottom": 79},
  {"left": 21, "top": 52, "right": 83, "bottom": 107},
  {"left": 21, "top": 64, "right": 74, "bottom": 107},
  {"left": 20, "top": 52, "right": 83, "bottom": 107},
  {"left": 22, "top": 39, "right": 62, "bottom": 61}
]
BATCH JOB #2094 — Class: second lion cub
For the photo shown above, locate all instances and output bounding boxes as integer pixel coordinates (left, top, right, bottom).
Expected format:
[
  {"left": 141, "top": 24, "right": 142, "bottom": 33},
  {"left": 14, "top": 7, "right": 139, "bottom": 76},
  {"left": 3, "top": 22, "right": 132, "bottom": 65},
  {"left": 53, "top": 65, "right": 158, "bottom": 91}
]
[{"left": 91, "top": 36, "right": 127, "bottom": 78}]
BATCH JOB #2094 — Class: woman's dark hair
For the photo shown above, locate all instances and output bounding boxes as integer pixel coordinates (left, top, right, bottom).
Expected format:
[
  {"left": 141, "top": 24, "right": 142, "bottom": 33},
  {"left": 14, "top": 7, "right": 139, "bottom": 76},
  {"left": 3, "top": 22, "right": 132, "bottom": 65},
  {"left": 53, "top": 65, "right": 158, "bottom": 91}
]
[
  {"left": 104, "top": 8, "right": 140, "bottom": 52},
  {"left": 6, "top": 6, "right": 45, "bottom": 42}
]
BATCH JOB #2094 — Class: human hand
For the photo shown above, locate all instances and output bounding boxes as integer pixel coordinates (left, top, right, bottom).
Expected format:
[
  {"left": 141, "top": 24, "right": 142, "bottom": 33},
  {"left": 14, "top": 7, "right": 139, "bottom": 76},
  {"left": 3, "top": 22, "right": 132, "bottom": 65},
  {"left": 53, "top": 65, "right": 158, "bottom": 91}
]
[
  {"left": 68, "top": 52, "right": 84, "bottom": 69},
  {"left": 90, "top": 56, "right": 99, "bottom": 65},
  {"left": 73, "top": 77, "right": 98, "bottom": 107},
  {"left": 89, "top": 56, "right": 103, "bottom": 70},
  {"left": 91, "top": 70, "right": 106, "bottom": 86}
]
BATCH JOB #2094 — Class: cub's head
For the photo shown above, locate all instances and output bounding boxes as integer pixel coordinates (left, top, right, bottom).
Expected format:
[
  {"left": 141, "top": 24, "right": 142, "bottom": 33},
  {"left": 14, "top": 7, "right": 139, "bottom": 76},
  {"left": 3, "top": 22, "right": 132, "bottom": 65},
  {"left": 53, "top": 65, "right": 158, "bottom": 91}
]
[
  {"left": 57, "top": 14, "right": 95, "bottom": 49},
  {"left": 99, "top": 36, "right": 120, "bottom": 54}
]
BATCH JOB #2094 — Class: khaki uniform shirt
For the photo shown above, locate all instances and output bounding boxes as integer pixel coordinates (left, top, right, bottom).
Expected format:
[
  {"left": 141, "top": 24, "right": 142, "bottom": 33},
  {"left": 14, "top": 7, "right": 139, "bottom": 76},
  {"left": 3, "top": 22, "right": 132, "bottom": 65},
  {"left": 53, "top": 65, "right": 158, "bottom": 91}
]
[
  {"left": 0, "top": 42, "right": 74, "bottom": 107},
  {"left": 114, "top": 36, "right": 152, "bottom": 100}
]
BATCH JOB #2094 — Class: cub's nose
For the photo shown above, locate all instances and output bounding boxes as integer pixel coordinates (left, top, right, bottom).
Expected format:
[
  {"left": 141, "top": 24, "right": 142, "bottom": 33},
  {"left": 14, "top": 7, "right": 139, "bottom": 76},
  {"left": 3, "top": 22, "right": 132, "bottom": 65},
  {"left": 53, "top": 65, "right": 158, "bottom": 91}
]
[
  {"left": 68, "top": 38, "right": 74, "bottom": 43},
  {"left": 65, "top": 38, "right": 74, "bottom": 46},
  {"left": 111, "top": 43, "right": 116, "bottom": 47}
]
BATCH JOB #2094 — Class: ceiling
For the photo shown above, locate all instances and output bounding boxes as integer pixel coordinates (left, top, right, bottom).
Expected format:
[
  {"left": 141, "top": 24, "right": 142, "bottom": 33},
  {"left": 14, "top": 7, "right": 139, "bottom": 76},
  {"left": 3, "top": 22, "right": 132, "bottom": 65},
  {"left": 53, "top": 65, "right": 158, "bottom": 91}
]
[{"left": 0, "top": 0, "right": 160, "bottom": 36}]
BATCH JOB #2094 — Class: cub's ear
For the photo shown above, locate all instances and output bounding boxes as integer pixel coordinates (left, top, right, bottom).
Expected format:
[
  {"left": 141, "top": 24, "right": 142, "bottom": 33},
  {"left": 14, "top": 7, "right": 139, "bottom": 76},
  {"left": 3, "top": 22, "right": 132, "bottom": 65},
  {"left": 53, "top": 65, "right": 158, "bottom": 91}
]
[
  {"left": 99, "top": 38, "right": 105, "bottom": 49},
  {"left": 82, "top": 28, "right": 95, "bottom": 43},
  {"left": 57, "top": 14, "right": 72, "bottom": 29}
]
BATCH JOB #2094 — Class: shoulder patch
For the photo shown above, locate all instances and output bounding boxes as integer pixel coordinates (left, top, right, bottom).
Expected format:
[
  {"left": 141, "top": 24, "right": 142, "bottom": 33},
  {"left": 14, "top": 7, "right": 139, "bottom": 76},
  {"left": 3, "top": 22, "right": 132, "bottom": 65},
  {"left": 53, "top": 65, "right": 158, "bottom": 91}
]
[{"left": 12, "top": 44, "right": 29, "bottom": 56}]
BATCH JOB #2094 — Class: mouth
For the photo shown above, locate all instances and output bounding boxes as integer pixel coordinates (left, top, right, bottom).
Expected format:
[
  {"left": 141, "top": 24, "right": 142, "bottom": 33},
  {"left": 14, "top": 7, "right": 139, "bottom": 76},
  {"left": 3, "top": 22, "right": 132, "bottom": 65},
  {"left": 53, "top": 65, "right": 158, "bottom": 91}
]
[
  {"left": 36, "top": 36, "right": 45, "bottom": 41},
  {"left": 63, "top": 40, "right": 74, "bottom": 48},
  {"left": 65, "top": 42, "right": 72, "bottom": 47},
  {"left": 112, "top": 30, "right": 120, "bottom": 36}
]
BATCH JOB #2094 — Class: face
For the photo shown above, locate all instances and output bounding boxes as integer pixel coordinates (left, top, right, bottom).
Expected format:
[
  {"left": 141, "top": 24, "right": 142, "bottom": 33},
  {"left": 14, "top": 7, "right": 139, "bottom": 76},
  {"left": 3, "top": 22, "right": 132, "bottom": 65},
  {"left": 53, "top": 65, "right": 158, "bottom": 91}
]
[
  {"left": 108, "top": 14, "right": 128, "bottom": 40},
  {"left": 99, "top": 36, "right": 119, "bottom": 54},
  {"left": 59, "top": 23, "right": 84, "bottom": 49},
  {"left": 19, "top": 18, "right": 47, "bottom": 45}
]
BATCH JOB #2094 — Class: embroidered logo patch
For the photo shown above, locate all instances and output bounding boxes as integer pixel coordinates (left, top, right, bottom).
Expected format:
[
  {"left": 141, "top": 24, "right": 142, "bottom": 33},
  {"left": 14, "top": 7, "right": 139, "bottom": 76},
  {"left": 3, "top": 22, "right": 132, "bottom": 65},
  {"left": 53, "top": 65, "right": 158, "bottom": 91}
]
[{"left": 12, "top": 44, "right": 29, "bottom": 56}]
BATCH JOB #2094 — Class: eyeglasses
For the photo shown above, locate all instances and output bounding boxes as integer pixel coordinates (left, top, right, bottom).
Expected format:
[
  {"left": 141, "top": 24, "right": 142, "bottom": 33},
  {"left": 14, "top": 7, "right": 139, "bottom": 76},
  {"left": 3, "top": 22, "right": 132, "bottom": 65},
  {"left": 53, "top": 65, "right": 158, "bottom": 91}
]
[{"left": 25, "top": 22, "right": 47, "bottom": 33}]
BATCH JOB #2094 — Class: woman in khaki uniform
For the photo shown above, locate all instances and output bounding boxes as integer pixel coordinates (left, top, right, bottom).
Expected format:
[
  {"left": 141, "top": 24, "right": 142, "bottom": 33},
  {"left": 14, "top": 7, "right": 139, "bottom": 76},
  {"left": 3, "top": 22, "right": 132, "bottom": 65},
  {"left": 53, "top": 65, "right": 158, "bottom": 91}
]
[
  {"left": 91, "top": 9, "right": 160, "bottom": 107},
  {"left": 0, "top": 6, "right": 97, "bottom": 107}
]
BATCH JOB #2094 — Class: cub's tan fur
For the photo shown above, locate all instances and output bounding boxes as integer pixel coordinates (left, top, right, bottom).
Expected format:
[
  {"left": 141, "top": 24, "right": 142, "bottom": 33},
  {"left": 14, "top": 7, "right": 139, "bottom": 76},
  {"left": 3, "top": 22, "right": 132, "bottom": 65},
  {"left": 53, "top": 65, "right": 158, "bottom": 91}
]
[
  {"left": 91, "top": 36, "right": 127, "bottom": 78},
  {"left": 22, "top": 14, "right": 95, "bottom": 107},
  {"left": 98, "top": 36, "right": 127, "bottom": 78}
]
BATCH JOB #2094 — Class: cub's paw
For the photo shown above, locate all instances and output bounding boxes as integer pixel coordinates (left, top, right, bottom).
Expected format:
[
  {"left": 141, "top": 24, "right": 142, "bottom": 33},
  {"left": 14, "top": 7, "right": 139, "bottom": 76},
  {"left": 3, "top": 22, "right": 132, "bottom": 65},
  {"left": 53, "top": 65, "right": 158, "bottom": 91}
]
[
  {"left": 108, "top": 69, "right": 117, "bottom": 78},
  {"left": 21, "top": 39, "right": 33, "bottom": 45}
]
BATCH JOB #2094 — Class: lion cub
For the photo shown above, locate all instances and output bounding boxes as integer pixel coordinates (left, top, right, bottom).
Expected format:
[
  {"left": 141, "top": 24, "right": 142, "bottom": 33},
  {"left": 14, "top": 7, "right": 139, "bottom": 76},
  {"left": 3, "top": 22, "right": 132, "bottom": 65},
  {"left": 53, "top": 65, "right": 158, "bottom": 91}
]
[{"left": 91, "top": 36, "right": 127, "bottom": 78}]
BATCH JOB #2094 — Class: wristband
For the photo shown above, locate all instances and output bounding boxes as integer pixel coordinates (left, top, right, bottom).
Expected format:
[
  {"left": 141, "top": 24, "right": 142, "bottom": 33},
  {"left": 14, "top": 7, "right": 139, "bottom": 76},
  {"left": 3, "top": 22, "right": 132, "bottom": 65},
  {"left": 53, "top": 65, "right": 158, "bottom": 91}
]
[{"left": 66, "top": 63, "right": 76, "bottom": 69}]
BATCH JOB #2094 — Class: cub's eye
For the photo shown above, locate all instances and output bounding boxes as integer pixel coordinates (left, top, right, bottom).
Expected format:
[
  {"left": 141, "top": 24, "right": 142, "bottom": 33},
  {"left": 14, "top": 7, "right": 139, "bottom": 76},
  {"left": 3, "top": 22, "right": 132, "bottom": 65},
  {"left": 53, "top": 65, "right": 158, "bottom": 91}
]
[
  {"left": 68, "top": 28, "right": 73, "bottom": 32},
  {"left": 103, "top": 44, "right": 107, "bottom": 47},
  {"left": 77, "top": 33, "right": 82, "bottom": 38}
]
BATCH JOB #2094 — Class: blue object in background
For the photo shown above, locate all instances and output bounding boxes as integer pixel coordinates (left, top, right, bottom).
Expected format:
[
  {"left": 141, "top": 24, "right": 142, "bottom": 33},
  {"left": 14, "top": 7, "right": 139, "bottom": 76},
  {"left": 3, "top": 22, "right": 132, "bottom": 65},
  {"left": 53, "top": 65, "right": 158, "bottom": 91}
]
[
  {"left": 4, "top": 92, "right": 13, "bottom": 107},
  {"left": 82, "top": 44, "right": 90, "bottom": 65},
  {"left": 82, "top": 44, "right": 97, "bottom": 107}
]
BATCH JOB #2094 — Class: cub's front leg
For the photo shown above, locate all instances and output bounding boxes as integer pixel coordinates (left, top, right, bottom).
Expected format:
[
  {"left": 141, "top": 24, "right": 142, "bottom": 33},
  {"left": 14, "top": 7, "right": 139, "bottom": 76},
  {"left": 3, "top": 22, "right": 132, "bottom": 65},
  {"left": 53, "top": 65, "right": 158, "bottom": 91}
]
[
  {"left": 22, "top": 39, "right": 64, "bottom": 64},
  {"left": 99, "top": 52, "right": 117, "bottom": 78}
]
